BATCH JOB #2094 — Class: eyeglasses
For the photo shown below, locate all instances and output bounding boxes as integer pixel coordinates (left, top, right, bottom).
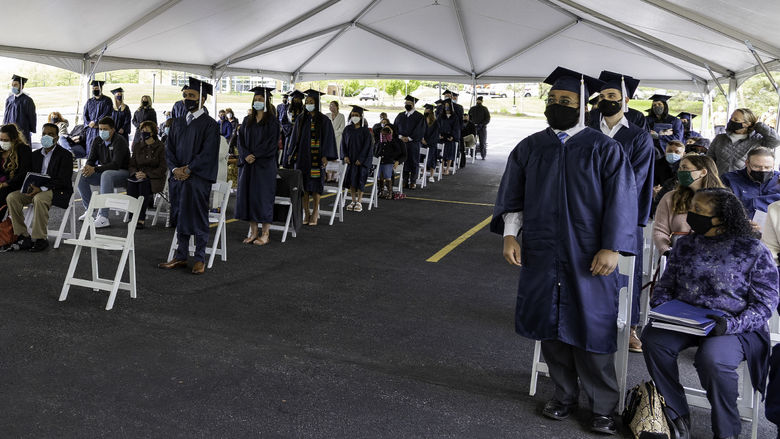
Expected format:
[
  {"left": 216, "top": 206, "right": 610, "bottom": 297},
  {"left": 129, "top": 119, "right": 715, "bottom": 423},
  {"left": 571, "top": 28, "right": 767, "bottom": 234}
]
[{"left": 546, "top": 97, "right": 575, "bottom": 106}]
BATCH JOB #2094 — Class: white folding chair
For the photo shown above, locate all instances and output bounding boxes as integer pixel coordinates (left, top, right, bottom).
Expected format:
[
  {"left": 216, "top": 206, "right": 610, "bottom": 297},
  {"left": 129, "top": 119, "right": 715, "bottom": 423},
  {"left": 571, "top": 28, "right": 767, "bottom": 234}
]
[
  {"left": 683, "top": 361, "right": 759, "bottom": 439},
  {"left": 770, "top": 310, "right": 780, "bottom": 346},
  {"left": 150, "top": 170, "right": 171, "bottom": 227},
  {"left": 639, "top": 222, "right": 659, "bottom": 328},
  {"left": 417, "top": 147, "right": 429, "bottom": 188},
  {"left": 469, "top": 140, "right": 477, "bottom": 164},
  {"left": 393, "top": 163, "right": 405, "bottom": 194},
  {"left": 269, "top": 194, "right": 298, "bottom": 242},
  {"left": 529, "top": 255, "right": 635, "bottom": 414},
  {"left": 435, "top": 144, "right": 444, "bottom": 181},
  {"left": 59, "top": 192, "right": 143, "bottom": 310},
  {"left": 362, "top": 156, "right": 380, "bottom": 210},
  {"left": 321, "top": 162, "right": 347, "bottom": 225},
  {"left": 451, "top": 141, "right": 459, "bottom": 175},
  {"left": 166, "top": 181, "right": 231, "bottom": 269}
]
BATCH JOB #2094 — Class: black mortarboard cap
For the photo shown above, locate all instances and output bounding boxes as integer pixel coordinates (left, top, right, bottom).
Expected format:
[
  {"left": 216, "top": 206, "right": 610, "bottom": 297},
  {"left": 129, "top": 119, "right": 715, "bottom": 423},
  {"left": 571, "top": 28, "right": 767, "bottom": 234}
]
[
  {"left": 91, "top": 80, "right": 106, "bottom": 87},
  {"left": 185, "top": 77, "right": 213, "bottom": 96},
  {"left": 451, "top": 91, "right": 459, "bottom": 97},
  {"left": 649, "top": 94, "right": 672, "bottom": 103},
  {"left": 288, "top": 90, "right": 305, "bottom": 100},
  {"left": 303, "top": 88, "right": 325, "bottom": 97},
  {"left": 350, "top": 105, "right": 367, "bottom": 115},
  {"left": 434, "top": 99, "right": 444, "bottom": 105},
  {"left": 11, "top": 75, "right": 27, "bottom": 85},
  {"left": 598, "top": 70, "right": 640, "bottom": 98},
  {"left": 110, "top": 87, "right": 124, "bottom": 95},
  {"left": 250, "top": 86, "right": 275, "bottom": 98},
  {"left": 443, "top": 89, "right": 453, "bottom": 95},
  {"left": 404, "top": 95, "right": 419, "bottom": 103},
  {"left": 543, "top": 66, "right": 604, "bottom": 98},
  {"left": 423, "top": 104, "right": 435, "bottom": 110},
  {"left": 676, "top": 112, "right": 696, "bottom": 120}
]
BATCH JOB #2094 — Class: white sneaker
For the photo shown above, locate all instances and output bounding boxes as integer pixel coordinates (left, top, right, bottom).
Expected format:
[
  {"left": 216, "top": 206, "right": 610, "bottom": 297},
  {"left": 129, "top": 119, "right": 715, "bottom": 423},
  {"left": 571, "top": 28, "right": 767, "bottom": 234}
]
[
  {"left": 353, "top": 203, "right": 363, "bottom": 212},
  {"left": 346, "top": 202, "right": 355, "bottom": 211},
  {"left": 93, "top": 216, "right": 110, "bottom": 228},
  {"left": 78, "top": 213, "right": 88, "bottom": 221},
  {"left": 428, "top": 176, "right": 435, "bottom": 183}
]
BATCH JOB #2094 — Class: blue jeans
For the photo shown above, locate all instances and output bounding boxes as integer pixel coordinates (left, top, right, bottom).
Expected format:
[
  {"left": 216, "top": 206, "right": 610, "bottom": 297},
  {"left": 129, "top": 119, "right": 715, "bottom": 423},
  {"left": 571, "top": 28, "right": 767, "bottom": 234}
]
[{"left": 78, "top": 169, "right": 130, "bottom": 217}]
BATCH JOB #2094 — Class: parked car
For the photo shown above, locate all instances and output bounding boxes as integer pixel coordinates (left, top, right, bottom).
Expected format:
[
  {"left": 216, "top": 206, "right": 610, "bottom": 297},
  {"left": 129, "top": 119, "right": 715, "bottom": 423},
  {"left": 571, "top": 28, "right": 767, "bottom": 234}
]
[
  {"left": 475, "top": 85, "right": 507, "bottom": 98},
  {"left": 359, "top": 87, "right": 379, "bottom": 101}
]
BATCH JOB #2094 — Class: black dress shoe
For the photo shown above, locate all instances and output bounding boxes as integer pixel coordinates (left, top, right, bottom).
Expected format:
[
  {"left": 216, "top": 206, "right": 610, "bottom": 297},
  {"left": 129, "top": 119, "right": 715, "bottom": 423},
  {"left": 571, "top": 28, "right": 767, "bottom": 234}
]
[
  {"left": 542, "top": 400, "right": 576, "bottom": 420},
  {"left": 590, "top": 415, "right": 617, "bottom": 435},
  {"left": 29, "top": 239, "right": 49, "bottom": 252},
  {"left": 16, "top": 235, "right": 33, "bottom": 251},
  {"left": 672, "top": 415, "right": 690, "bottom": 439}
]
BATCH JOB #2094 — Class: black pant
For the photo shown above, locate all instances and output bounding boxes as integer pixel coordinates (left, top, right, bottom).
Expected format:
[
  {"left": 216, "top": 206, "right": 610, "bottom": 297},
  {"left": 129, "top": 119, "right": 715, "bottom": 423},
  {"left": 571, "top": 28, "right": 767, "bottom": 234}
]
[
  {"left": 126, "top": 179, "right": 152, "bottom": 223},
  {"left": 476, "top": 124, "right": 487, "bottom": 158},
  {"left": 540, "top": 340, "right": 619, "bottom": 416}
]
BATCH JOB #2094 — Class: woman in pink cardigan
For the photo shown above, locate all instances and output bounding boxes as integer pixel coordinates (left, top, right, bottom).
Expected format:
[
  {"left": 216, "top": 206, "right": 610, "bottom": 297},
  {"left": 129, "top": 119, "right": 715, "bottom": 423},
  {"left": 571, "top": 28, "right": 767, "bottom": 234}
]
[{"left": 653, "top": 154, "right": 724, "bottom": 255}]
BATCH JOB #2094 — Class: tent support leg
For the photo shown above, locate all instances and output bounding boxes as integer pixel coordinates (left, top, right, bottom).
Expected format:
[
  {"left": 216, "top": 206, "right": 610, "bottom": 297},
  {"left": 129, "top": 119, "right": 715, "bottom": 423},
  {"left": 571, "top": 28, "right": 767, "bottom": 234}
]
[{"left": 745, "top": 40, "right": 780, "bottom": 131}]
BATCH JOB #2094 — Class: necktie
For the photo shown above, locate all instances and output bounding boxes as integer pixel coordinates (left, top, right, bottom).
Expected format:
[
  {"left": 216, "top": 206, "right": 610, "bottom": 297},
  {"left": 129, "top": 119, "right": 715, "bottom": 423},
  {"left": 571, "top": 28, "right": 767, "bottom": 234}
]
[
  {"left": 187, "top": 113, "right": 194, "bottom": 125},
  {"left": 557, "top": 131, "right": 568, "bottom": 143}
]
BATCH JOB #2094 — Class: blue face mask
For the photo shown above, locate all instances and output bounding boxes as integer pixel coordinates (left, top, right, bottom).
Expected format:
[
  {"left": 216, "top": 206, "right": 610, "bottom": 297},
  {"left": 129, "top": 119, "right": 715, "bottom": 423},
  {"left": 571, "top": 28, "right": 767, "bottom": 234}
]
[
  {"left": 99, "top": 130, "right": 111, "bottom": 141},
  {"left": 40, "top": 135, "right": 55, "bottom": 148},
  {"left": 11, "top": 86, "right": 19, "bottom": 95},
  {"left": 253, "top": 101, "right": 265, "bottom": 111},
  {"left": 164, "top": 127, "right": 170, "bottom": 135},
  {"left": 665, "top": 153, "right": 681, "bottom": 164}
]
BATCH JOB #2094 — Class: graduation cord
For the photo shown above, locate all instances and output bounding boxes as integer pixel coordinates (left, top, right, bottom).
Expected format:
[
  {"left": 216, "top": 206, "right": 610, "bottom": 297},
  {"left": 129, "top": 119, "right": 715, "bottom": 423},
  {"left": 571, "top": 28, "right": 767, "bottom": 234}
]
[{"left": 641, "top": 255, "right": 664, "bottom": 293}]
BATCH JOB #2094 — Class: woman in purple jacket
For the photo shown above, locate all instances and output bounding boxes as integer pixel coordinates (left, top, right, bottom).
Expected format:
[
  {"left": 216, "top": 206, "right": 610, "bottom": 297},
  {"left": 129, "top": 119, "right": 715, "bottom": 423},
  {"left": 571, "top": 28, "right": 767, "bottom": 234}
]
[{"left": 642, "top": 188, "right": 779, "bottom": 439}]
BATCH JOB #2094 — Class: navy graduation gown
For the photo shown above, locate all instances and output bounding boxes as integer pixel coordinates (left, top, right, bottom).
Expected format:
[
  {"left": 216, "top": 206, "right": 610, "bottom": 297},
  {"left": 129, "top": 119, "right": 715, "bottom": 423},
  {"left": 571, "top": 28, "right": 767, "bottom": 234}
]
[
  {"left": 683, "top": 129, "right": 701, "bottom": 141},
  {"left": 171, "top": 100, "right": 187, "bottom": 119},
  {"left": 393, "top": 110, "right": 425, "bottom": 182},
  {"left": 3, "top": 93, "right": 36, "bottom": 144},
  {"left": 83, "top": 95, "right": 113, "bottom": 154},
  {"left": 491, "top": 127, "right": 638, "bottom": 354},
  {"left": 112, "top": 106, "right": 132, "bottom": 142},
  {"left": 341, "top": 124, "right": 373, "bottom": 190},
  {"left": 165, "top": 112, "right": 220, "bottom": 237},
  {"left": 646, "top": 115, "right": 684, "bottom": 157},
  {"left": 287, "top": 112, "right": 338, "bottom": 194},
  {"left": 437, "top": 114, "right": 460, "bottom": 161},
  {"left": 423, "top": 120, "right": 439, "bottom": 168},
  {"left": 235, "top": 115, "right": 281, "bottom": 223}
]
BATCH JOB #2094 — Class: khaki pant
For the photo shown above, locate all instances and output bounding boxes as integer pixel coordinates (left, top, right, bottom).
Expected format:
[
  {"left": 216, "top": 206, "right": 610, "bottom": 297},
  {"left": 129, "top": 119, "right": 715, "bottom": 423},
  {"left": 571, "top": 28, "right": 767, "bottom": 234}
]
[{"left": 7, "top": 190, "right": 53, "bottom": 239}]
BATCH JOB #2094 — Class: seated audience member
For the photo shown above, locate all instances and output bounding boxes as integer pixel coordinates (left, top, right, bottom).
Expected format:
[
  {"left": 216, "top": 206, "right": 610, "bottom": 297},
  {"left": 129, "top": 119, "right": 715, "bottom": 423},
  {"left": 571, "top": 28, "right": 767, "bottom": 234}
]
[
  {"left": 721, "top": 147, "right": 780, "bottom": 218},
  {"left": 374, "top": 123, "right": 406, "bottom": 199},
  {"left": 654, "top": 155, "right": 723, "bottom": 255},
  {"left": 685, "top": 137, "right": 710, "bottom": 154},
  {"left": 160, "top": 118, "right": 172, "bottom": 144},
  {"left": 48, "top": 112, "right": 70, "bottom": 153},
  {"left": 0, "top": 124, "right": 32, "bottom": 206},
  {"left": 643, "top": 188, "right": 779, "bottom": 439},
  {"left": 126, "top": 121, "right": 166, "bottom": 229},
  {"left": 5, "top": 123, "right": 73, "bottom": 252},
  {"left": 651, "top": 140, "right": 686, "bottom": 215},
  {"left": 77, "top": 117, "right": 130, "bottom": 228},
  {"left": 707, "top": 107, "right": 780, "bottom": 175},
  {"left": 462, "top": 113, "right": 477, "bottom": 159}
]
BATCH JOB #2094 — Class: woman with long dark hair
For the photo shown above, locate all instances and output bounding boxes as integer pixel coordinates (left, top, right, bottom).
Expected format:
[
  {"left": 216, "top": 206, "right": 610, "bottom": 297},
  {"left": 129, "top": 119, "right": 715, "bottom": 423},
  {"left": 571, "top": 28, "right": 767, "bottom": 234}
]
[
  {"left": 132, "top": 95, "right": 157, "bottom": 144},
  {"left": 126, "top": 121, "right": 166, "bottom": 229},
  {"left": 0, "top": 124, "right": 32, "bottom": 207},
  {"left": 642, "top": 188, "right": 779, "bottom": 439},
  {"left": 286, "top": 89, "right": 337, "bottom": 226},
  {"left": 235, "top": 87, "right": 280, "bottom": 245}
]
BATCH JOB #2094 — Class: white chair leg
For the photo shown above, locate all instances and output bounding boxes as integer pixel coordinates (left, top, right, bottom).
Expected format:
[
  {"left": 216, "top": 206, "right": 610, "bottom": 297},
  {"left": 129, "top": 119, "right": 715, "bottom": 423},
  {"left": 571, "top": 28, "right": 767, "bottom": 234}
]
[
  {"left": 167, "top": 230, "right": 178, "bottom": 261},
  {"left": 90, "top": 246, "right": 99, "bottom": 291},
  {"left": 529, "top": 340, "right": 542, "bottom": 396},
  {"left": 59, "top": 245, "right": 83, "bottom": 301},
  {"left": 105, "top": 247, "right": 131, "bottom": 310},
  {"left": 129, "top": 247, "right": 137, "bottom": 299}
]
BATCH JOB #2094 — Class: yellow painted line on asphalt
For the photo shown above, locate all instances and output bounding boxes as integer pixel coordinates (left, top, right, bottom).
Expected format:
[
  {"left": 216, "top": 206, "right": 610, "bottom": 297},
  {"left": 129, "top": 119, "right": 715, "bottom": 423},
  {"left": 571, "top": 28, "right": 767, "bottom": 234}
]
[
  {"left": 405, "top": 196, "right": 495, "bottom": 207},
  {"left": 426, "top": 215, "right": 493, "bottom": 263}
]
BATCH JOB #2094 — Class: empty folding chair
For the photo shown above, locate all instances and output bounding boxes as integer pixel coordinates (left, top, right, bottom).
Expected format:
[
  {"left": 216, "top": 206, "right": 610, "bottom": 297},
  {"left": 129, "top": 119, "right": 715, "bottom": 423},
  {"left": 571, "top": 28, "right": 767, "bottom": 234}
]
[
  {"left": 361, "top": 156, "right": 380, "bottom": 210},
  {"left": 393, "top": 162, "right": 405, "bottom": 194},
  {"left": 150, "top": 170, "right": 171, "bottom": 227},
  {"left": 320, "top": 161, "right": 347, "bottom": 225},
  {"left": 417, "top": 147, "right": 428, "bottom": 189},
  {"left": 166, "top": 181, "right": 231, "bottom": 269},
  {"left": 529, "top": 255, "right": 635, "bottom": 413},
  {"left": 59, "top": 192, "right": 143, "bottom": 310},
  {"left": 436, "top": 144, "right": 444, "bottom": 181}
]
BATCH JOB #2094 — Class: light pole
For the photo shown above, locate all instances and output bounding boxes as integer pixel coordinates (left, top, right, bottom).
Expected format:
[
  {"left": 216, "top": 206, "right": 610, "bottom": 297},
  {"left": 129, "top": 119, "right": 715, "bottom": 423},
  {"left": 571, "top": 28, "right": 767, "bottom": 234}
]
[
  {"left": 152, "top": 72, "right": 157, "bottom": 103},
  {"left": 405, "top": 79, "right": 409, "bottom": 97}
]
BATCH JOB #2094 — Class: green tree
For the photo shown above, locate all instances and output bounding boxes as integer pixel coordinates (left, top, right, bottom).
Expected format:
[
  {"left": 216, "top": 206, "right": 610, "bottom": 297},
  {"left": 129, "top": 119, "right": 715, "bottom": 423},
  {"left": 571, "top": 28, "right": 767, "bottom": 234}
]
[
  {"left": 343, "top": 80, "right": 361, "bottom": 97},
  {"left": 384, "top": 80, "right": 405, "bottom": 103}
]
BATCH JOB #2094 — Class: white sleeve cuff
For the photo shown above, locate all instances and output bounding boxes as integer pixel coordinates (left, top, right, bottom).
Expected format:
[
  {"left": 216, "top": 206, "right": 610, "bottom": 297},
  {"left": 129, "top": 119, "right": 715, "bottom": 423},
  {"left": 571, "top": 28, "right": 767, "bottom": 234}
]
[
  {"left": 40, "top": 186, "right": 49, "bottom": 192},
  {"left": 502, "top": 212, "right": 523, "bottom": 237}
]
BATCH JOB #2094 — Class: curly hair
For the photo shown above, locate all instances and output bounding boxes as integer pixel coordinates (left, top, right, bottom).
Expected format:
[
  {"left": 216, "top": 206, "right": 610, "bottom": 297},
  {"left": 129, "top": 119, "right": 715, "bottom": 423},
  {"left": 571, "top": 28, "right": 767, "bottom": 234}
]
[
  {"left": 0, "top": 123, "right": 26, "bottom": 178},
  {"left": 695, "top": 188, "right": 759, "bottom": 238}
]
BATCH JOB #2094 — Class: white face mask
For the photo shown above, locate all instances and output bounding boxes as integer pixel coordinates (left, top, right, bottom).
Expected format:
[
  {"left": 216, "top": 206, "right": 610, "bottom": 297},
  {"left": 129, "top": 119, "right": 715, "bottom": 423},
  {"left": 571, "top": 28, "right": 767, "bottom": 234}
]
[
  {"left": 253, "top": 102, "right": 265, "bottom": 112},
  {"left": 227, "top": 112, "right": 233, "bottom": 119},
  {"left": 0, "top": 141, "right": 10, "bottom": 151},
  {"left": 305, "top": 104, "right": 316, "bottom": 112},
  {"left": 351, "top": 116, "right": 361, "bottom": 125}
]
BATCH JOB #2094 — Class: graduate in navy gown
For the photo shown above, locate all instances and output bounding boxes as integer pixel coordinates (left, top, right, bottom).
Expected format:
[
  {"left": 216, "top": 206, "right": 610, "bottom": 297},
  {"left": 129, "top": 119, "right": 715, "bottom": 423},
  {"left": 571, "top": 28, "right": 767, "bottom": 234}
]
[
  {"left": 589, "top": 71, "right": 655, "bottom": 354},
  {"left": 437, "top": 99, "right": 460, "bottom": 175},
  {"left": 83, "top": 80, "right": 113, "bottom": 156},
  {"left": 170, "top": 85, "right": 188, "bottom": 119},
  {"left": 277, "top": 93, "right": 292, "bottom": 156},
  {"left": 493, "top": 66, "right": 637, "bottom": 435},
  {"left": 586, "top": 71, "right": 648, "bottom": 131},
  {"left": 422, "top": 104, "right": 440, "bottom": 182},
  {"left": 235, "top": 86, "right": 280, "bottom": 246},
  {"left": 158, "top": 77, "right": 219, "bottom": 275},
  {"left": 281, "top": 90, "right": 305, "bottom": 168},
  {"left": 110, "top": 88, "right": 132, "bottom": 142},
  {"left": 677, "top": 112, "right": 701, "bottom": 141},
  {"left": 3, "top": 75, "right": 36, "bottom": 145},
  {"left": 286, "top": 89, "right": 337, "bottom": 226},
  {"left": 393, "top": 95, "right": 425, "bottom": 189},
  {"left": 646, "top": 94, "right": 684, "bottom": 158},
  {"left": 341, "top": 105, "right": 373, "bottom": 212}
]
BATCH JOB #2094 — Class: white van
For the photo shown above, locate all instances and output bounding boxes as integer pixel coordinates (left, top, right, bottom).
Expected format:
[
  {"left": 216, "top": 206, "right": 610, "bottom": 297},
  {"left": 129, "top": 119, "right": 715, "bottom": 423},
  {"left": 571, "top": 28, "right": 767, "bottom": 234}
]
[{"left": 359, "top": 87, "right": 379, "bottom": 101}]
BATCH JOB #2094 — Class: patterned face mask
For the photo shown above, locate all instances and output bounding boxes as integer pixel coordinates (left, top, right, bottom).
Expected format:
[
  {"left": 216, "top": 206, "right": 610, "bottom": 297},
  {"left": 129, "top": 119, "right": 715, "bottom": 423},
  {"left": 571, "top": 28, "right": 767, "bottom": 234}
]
[{"left": 380, "top": 132, "right": 392, "bottom": 142}]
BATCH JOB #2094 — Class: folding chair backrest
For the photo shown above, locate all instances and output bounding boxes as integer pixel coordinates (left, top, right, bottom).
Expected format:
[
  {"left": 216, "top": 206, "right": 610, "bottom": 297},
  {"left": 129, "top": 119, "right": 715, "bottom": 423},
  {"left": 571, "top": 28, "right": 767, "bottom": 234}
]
[
  {"left": 616, "top": 255, "right": 635, "bottom": 330},
  {"left": 80, "top": 192, "right": 143, "bottom": 240}
]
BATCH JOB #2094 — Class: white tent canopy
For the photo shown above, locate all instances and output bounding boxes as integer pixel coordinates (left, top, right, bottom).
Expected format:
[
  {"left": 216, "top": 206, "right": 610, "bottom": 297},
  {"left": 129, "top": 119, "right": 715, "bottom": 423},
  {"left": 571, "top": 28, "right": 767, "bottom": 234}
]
[{"left": 3, "top": 0, "right": 779, "bottom": 95}]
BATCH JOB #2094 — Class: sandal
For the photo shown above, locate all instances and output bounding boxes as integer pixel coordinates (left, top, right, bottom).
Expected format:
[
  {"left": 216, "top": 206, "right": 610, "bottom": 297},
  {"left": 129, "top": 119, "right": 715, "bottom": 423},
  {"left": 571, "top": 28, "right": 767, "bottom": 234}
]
[
  {"left": 243, "top": 235, "right": 258, "bottom": 244},
  {"left": 252, "top": 236, "right": 270, "bottom": 246},
  {"left": 346, "top": 202, "right": 355, "bottom": 211},
  {"left": 353, "top": 203, "right": 363, "bottom": 212}
]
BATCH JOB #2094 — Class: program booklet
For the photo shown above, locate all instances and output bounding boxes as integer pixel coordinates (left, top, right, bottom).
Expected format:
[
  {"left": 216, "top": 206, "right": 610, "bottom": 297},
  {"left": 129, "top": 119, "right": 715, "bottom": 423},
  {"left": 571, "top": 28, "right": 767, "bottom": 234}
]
[
  {"left": 649, "top": 299, "right": 726, "bottom": 336},
  {"left": 21, "top": 172, "right": 51, "bottom": 193}
]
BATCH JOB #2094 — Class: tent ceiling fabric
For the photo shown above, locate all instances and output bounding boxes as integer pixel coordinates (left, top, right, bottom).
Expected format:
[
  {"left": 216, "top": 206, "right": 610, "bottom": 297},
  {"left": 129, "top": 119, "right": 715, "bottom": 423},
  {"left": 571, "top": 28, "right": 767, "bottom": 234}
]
[{"left": 1, "top": 0, "right": 777, "bottom": 92}]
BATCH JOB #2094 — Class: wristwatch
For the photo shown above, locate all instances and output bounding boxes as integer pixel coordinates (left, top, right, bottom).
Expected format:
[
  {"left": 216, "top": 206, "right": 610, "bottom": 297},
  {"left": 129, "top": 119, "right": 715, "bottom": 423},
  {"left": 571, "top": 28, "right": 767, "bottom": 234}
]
[{"left": 183, "top": 167, "right": 191, "bottom": 175}]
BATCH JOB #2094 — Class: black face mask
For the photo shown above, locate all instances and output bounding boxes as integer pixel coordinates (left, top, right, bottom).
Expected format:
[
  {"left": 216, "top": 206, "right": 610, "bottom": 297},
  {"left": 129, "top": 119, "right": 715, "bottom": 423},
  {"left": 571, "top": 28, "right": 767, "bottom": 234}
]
[
  {"left": 142, "top": 101, "right": 149, "bottom": 106},
  {"left": 597, "top": 99, "right": 622, "bottom": 117},
  {"left": 92, "top": 89, "right": 101, "bottom": 97},
  {"left": 184, "top": 98, "right": 199, "bottom": 111},
  {"left": 141, "top": 131, "right": 152, "bottom": 141},
  {"left": 750, "top": 169, "right": 774, "bottom": 184},
  {"left": 51, "top": 117, "right": 59, "bottom": 123},
  {"left": 544, "top": 104, "right": 579, "bottom": 131},
  {"left": 727, "top": 120, "right": 745, "bottom": 133},
  {"left": 404, "top": 104, "right": 413, "bottom": 111},
  {"left": 686, "top": 211, "right": 715, "bottom": 235}
]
